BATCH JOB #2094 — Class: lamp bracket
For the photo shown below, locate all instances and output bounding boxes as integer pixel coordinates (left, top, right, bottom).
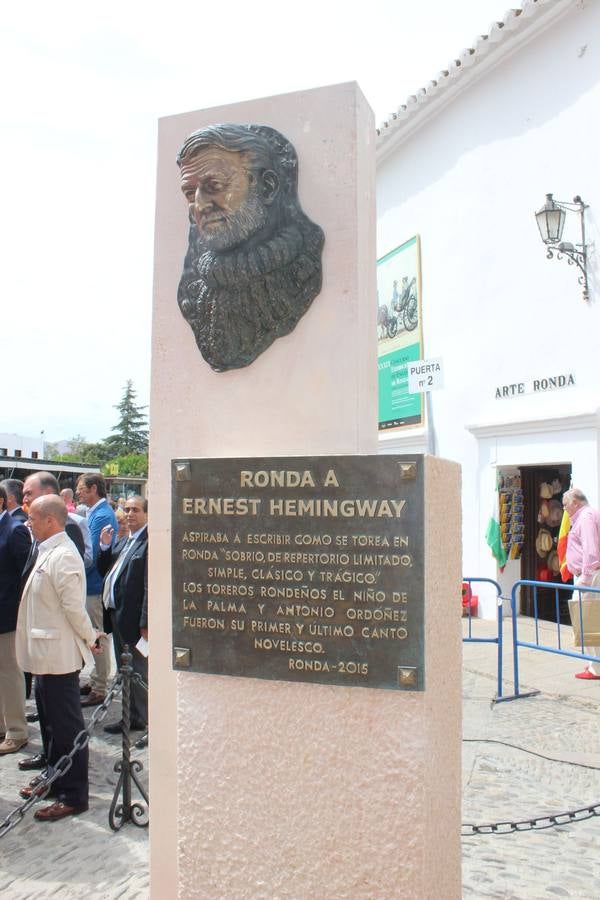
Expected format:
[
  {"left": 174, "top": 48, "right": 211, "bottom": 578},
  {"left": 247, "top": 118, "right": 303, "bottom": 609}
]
[{"left": 539, "top": 194, "right": 589, "bottom": 302}]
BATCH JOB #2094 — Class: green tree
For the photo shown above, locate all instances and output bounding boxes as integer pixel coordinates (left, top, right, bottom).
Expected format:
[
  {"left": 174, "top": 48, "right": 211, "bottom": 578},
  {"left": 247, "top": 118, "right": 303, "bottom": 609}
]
[
  {"left": 53, "top": 437, "right": 112, "bottom": 466},
  {"left": 43, "top": 442, "right": 60, "bottom": 460},
  {"left": 104, "top": 381, "right": 148, "bottom": 456},
  {"left": 102, "top": 453, "right": 148, "bottom": 478}
]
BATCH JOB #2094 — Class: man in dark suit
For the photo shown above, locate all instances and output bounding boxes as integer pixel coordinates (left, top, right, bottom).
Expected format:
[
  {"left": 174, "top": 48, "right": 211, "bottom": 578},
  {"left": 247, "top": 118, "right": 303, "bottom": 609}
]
[
  {"left": 97, "top": 495, "right": 148, "bottom": 733},
  {"left": 0, "top": 479, "right": 27, "bottom": 523},
  {"left": 0, "top": 485, "right": 32, "bottom": 754}
]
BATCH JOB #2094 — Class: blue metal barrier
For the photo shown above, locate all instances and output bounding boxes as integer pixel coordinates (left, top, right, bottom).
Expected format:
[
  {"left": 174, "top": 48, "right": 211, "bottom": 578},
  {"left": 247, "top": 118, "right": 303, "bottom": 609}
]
[
  {"left": 462, "top": 577, "right": 504, "bottom": 699},
  {"left": 510, "top": 579, "right": 600, "bottom": 699}
]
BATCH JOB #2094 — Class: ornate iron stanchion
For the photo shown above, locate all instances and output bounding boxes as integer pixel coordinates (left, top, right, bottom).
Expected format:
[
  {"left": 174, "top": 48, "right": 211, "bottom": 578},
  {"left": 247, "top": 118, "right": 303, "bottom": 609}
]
[{"left": 108, "top": 646, "right": 149, "bottom": 831}]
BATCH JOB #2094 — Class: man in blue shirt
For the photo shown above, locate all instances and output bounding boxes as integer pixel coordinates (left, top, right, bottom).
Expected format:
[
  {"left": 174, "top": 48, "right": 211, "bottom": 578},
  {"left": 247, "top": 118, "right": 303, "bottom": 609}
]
[{"left": 76, "top": 474, "right": 117, "bottom": 706}]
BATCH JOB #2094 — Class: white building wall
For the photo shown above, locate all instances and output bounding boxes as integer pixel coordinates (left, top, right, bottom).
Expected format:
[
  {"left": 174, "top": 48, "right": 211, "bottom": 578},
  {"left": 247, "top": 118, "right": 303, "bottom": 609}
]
[
  {"left": 376, "top": 1, "right": 600, "bottom": 616},
  {"left": 0, "top": 432, "right": 44, "bottom": 457}
]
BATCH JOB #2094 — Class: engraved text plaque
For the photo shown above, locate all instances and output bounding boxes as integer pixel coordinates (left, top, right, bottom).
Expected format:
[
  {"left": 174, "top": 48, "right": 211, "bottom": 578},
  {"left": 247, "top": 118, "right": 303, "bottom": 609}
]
[{"left": 171, "top": 455, "right": 425, "bottom": 690}]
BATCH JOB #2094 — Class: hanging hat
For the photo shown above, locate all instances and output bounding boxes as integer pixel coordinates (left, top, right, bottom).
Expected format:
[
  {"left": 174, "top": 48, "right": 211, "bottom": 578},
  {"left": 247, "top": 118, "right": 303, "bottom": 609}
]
[
  {"left": 540, "top": 483, "right": 553, "bottom": 499},
  {"left": 536, "top": 528, "right": 553, "bottom": 556},
  {"left": 546, "top": 499, "right": 563, "bottom": 528},
  {"left": 539, "top": 501, "right": 550, "bottom": 522},
  {"left": 551, "top": 478, "right": 562, "bottom": 495},
  {"left": 547, "top": 550, "right": 561, "bottom": 575}
]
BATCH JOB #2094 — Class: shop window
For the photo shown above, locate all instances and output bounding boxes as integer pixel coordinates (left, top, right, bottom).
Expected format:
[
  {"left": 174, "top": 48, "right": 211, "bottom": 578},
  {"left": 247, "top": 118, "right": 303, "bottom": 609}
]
[{"left": 521, "top": 464, "right": 572, "bottom": 623}]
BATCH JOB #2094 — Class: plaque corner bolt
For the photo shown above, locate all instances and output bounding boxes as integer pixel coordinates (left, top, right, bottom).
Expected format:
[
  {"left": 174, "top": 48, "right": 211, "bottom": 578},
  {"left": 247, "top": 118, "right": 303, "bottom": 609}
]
[
  {"left": 174, "top": 647, "right": 191, "bottom": 668},
  {"left": 397, "top": 666, "right": 418, "bottom": 687},
  {"left": 398, "top": 462, "right": 417, "bottom": 480},
  {"left": 175, "top": 463, "right": 192, "bottom": 482}
]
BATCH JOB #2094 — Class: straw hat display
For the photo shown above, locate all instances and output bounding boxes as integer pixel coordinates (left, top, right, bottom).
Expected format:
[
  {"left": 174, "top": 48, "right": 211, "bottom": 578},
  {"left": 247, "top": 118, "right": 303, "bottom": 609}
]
[
  {"left": 540, "top": 482, "right": 553, "bottom": 499},
  {"left": 538, "top": 501, "right": 550, "bottom": 523},
  {"left": 546, "top": 499, "right": 563, "bottom": 528},
  {"left": 536, "top": 528, "right": 553, "bottom": 556}
]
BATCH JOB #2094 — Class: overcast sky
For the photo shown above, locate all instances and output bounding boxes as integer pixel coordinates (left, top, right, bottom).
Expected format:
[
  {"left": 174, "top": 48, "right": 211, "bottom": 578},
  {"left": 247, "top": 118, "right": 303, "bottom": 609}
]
[{"left": 1, "top": 0, "right": 509, "bottom": 442}]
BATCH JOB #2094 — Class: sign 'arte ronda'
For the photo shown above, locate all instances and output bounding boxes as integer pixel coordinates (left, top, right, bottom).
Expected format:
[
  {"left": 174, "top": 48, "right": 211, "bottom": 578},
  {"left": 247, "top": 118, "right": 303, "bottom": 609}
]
[
  {"left": 172, "top": 456, "right": 426, "bottom": 690},
  {"left": 176, "top": 124, "right": 325, "bottom": 372}
]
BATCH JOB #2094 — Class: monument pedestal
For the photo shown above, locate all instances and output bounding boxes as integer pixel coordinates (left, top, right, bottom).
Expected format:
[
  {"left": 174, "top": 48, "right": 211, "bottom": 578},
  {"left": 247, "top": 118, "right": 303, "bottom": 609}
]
[{"left": 150, "top": 83, "right": 461, "bottom": 898}]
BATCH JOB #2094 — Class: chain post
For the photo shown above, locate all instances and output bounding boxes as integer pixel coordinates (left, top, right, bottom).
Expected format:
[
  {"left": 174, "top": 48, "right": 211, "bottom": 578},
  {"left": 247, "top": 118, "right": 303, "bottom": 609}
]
[
  {"left": 0, "top": 673, "right": 123, "bottom": 839},
  {"left": 108, "top": 646, "right": 149, "bottom": 831}
]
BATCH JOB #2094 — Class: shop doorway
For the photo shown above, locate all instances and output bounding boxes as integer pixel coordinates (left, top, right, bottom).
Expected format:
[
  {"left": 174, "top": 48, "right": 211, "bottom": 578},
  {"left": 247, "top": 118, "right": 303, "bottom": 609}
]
[{"left": 520, "top": 464, "right": 573, "bottom": 622}]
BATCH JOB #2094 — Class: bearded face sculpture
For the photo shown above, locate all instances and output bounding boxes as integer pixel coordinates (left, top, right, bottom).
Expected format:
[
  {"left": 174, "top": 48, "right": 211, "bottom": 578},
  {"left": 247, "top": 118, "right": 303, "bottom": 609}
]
[{"left": 176, "top": 124, "right": 324, "bottom": 372}]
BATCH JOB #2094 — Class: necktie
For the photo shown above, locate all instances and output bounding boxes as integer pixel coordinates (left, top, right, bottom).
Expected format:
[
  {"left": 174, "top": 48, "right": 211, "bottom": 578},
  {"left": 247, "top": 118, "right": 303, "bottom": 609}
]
[
  {"left": 23, "top": 540, "right": 39, "bottom": 577},
  {"left": 102, "top": 537, "right": 135, "bottom": 609}
]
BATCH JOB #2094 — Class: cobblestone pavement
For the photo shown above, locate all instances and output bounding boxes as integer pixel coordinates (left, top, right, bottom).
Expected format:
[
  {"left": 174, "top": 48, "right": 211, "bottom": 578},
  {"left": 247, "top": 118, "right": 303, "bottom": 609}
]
[
  {"left": 0, "top": 684, "right": 149, "bottom": 899},
  {"left": 1, "top": 619, "right": 599, "bottom": 898},
  {"left": 463, "top": 617, "right": 600, "bottom": 900}
]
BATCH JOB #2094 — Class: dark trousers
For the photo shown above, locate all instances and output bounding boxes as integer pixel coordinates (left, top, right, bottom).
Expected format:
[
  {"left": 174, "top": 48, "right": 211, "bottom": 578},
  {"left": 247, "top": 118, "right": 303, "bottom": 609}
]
[
  {"left": 111, "top": 613, "right": 148, "bottom": 728},
  {"left": 35, "top": 672, "right": 88, "bottom": 808}
]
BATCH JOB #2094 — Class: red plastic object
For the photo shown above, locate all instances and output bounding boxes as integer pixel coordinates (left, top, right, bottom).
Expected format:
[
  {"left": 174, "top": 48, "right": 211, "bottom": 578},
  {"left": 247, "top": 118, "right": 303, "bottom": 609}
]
[{"left": 462, "top": 593, "right": 478, "bottom": 616}]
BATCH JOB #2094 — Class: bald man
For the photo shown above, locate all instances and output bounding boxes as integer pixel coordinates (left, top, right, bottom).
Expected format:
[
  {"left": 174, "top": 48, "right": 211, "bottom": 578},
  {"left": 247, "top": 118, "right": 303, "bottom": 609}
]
[{"left": 16, "top": 495, "right": 102, "bottom": 821}]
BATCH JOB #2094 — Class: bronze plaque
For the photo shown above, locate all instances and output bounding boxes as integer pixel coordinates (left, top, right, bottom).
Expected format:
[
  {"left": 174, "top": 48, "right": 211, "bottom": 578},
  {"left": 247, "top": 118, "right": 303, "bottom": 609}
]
[{"left": 171, "top": 455, "right": 425, "bottom": 690}]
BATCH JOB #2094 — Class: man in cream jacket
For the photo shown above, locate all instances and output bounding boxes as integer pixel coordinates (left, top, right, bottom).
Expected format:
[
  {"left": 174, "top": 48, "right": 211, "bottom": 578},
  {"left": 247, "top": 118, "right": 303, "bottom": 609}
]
[{"left": 16, "top": 495, "right": 101, "bottom": 821}]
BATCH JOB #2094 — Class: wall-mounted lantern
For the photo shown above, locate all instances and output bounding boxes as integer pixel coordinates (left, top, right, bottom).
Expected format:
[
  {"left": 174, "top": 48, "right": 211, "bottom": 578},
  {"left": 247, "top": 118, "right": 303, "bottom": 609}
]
[{"left": 535, "top": 194, "right": 589, "bottom": 301}]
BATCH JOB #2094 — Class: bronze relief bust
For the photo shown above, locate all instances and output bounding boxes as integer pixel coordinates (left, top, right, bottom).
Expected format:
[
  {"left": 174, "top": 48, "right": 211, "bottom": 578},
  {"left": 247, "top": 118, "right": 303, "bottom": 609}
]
[{"left": 176, "top": 124, "right": 324, "bottom": 372}]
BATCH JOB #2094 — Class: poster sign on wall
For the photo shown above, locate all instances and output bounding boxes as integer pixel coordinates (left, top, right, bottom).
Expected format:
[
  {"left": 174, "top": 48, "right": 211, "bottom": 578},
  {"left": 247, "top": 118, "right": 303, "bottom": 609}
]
[{"left": 377, "top": 236, "right": 424, "bottom": 430}]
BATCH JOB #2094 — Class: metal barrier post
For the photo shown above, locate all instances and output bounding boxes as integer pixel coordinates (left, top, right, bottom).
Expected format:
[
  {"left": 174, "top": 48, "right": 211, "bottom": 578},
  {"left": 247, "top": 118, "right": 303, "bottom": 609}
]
[
  {"left": 492, "top": 582, "right": 539, "bottom": 703},
  {"left": 511, "top": 581, "right": 520, "bottom": 696},
  {"left": 497, "top": 579, "right": 600, "bottom": 702},
  {"left": 496, "top": 588, "right": 503, "bottom": 698},
  {"left": 462, "top": 577, "right": 504, "bottom": 700},
  {"left": 108, "top": 646, "right": 149, "bottom": 831}
]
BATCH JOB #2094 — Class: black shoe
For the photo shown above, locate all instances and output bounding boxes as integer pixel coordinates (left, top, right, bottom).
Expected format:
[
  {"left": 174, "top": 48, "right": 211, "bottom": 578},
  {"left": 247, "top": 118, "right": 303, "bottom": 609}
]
[
  {"left": 18, "top": 753, "right": 47, "bottom": 771},
  {"left": 80, "top": 684, "right": 92, "bottom": 696},
  {"left": 103, "top": 721, "right": 147, "bottom": 735},
  {"left": 26, "top": 713, "right": 39, "bottom": 723}
]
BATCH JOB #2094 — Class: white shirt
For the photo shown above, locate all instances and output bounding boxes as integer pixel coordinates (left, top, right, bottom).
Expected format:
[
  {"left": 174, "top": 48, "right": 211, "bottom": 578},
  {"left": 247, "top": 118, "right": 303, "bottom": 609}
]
[
  {"left": 102, "top": 526, "right": 146, "bottom": 609},
  {"left": 37, "top": 531, "right": 68, "bottom": 556}
]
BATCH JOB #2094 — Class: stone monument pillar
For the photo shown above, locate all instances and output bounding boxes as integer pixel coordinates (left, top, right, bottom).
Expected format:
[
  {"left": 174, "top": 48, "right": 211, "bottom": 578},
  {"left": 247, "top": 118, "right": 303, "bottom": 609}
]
[{"left": 149, "top": 82, "right": 461, "bottom": 898}]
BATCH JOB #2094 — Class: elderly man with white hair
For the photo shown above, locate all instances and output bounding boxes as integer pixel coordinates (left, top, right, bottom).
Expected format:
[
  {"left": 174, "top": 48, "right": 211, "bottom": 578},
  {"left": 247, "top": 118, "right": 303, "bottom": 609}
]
[{"left": 564, "top": 488, "right": 600, "bottom": 679}]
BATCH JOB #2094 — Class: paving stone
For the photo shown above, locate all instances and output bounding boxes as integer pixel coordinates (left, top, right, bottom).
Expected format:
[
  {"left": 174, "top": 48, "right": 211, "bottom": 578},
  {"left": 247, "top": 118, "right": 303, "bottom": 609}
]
[
  {"left": 0, "top": 686, "right": 148, "bottom": 899},
  {"left": 2, "top": 620, "right": 599, "bottom": 897}
]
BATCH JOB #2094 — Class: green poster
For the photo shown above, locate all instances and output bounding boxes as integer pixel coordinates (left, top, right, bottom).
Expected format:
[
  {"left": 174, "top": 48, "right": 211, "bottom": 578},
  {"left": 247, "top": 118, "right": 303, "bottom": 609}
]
[{"left": 377, "top": 236, "right": 424, "bottom": 430}]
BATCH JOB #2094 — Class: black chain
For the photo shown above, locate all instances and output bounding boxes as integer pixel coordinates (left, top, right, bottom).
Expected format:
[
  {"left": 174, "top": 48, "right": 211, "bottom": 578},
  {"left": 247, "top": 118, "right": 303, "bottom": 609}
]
[
  {"left": 127, "top": 672, "right": 149, "bottom": 747},
  {"left": 0, "top": 675, "right": 122, "bottom": 839},
  {"left": 9, "top": 666, "right": 598, "bottom": 839},
  {"left": 131, "top": 672, "right": 148, "bottom": 692},
  {"left": 462, "top": 801, "right": 600, "bottom": 835}
]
